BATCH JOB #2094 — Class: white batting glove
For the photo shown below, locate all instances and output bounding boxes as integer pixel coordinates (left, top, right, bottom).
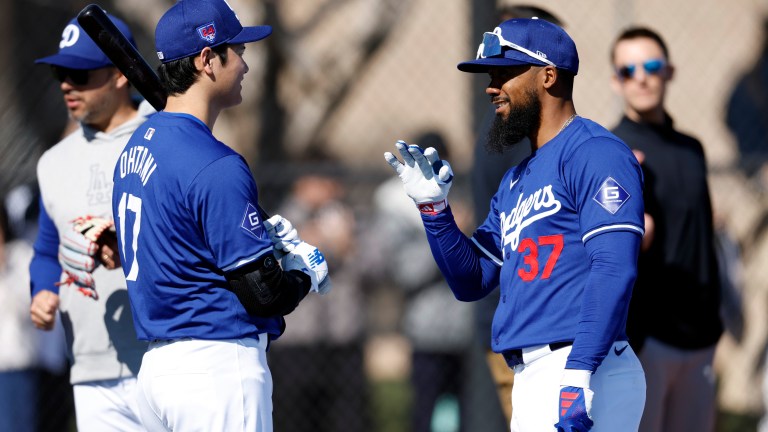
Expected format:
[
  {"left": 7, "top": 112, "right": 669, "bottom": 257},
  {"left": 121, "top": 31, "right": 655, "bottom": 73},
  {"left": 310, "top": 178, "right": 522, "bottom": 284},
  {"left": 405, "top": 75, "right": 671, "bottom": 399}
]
[
  {"left": 262, "top": 214, "right": 301, "bottom": 259},
  {"left": 281, "top": 241, "right": 332, "bottom": 295},
  {"left": 58, "top": 216, "right": 115, "bottom": 300},
  {"left": 384, "top": 140, "right": 454, "bottom": 215}
]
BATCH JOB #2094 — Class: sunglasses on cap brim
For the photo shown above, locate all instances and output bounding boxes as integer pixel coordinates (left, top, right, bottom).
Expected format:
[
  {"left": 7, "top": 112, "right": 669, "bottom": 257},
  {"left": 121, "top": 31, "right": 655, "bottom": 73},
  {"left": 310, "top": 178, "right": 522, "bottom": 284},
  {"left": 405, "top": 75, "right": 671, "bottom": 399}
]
[
  {"left": 50, "top": 66, "right": 91, "bottom": 86},
  {"left": 476, "top": 27, "right": 556, "bottom": 68},
  {"left": 616, "top": 59, "right": 666, "bottom": 80}
]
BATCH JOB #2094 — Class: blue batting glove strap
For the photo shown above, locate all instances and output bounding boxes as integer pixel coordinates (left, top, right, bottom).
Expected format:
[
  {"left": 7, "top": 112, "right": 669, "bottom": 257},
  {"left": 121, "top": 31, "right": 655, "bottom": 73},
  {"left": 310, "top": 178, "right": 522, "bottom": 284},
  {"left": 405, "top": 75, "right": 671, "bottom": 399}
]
[{"left": 555, "top": 386, "right": 594, "bottom": 432}]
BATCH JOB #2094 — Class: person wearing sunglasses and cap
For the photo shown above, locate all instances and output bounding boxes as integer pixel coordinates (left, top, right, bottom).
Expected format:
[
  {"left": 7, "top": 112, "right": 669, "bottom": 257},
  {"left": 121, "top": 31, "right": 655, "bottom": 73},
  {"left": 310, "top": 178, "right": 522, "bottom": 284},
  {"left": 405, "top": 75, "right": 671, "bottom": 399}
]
[
  {"left": 385, "top": 18, "right": 646, "bottom": 431},
  {"left": 30, "top": 11, "right": 153, "bottom": 432},
  {"left": 610, "top": 27, "right": 723, "bottom": 432}
]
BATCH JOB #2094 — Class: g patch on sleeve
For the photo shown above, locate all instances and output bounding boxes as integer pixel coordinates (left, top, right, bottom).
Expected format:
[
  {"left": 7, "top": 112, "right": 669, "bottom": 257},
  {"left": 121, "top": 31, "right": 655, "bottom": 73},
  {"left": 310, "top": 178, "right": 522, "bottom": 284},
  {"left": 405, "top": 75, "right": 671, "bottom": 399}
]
[
  {"left": 593, "top": 177, "right": 631, "bottom": 214},
  {"left": 240, "top": 202, "right": 262, "bottom": 238}
]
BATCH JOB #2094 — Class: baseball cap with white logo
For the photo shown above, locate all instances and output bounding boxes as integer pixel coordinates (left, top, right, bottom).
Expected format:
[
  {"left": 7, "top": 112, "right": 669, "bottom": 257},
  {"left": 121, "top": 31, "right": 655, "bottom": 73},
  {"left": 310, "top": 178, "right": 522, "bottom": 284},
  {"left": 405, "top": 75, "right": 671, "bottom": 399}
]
[
  {"left": 35, "top": 13, "right": 136, "bottom": 70},
  {"left": 458, "top": 18, "right": 579, "bottom": 75},
  {"left": 155, "top": 0, "right": 272, "bottom": 63}
]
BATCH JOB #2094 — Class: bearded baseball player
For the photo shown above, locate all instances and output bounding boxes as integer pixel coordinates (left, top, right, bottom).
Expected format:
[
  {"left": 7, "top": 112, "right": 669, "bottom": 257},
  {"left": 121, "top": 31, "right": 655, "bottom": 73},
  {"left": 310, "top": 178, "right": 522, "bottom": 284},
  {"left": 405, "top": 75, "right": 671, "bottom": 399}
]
[
  {"left": 385, "top": 19, "right": 646, "bottom": 431},
  {"left": 111, "top": 0, "right": 330, "bottom": 430},
  {"left": 29, "top": 13, "right": 151, "bottom": 431}
]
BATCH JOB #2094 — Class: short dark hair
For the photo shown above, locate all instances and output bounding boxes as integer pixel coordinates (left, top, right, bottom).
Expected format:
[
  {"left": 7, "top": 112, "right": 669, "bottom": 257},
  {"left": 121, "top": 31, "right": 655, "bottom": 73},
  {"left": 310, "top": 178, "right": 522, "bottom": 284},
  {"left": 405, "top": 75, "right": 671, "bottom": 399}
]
[
  {"left": 611, "top": 27, "right": 669, "bottom": 63},
  {"left": 157, "top": 44, "right": 230, "bottom": 96},
  {"left": 558, "top": 70, "right": 575, "bottom": 98}
]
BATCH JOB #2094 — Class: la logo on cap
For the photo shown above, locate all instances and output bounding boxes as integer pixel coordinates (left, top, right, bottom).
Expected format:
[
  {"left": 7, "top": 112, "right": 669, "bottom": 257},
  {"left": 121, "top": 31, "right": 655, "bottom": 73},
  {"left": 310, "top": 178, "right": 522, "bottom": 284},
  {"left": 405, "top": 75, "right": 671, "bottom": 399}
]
[{"left": 197, "top": 22, "right": 217, "bottom": 43}]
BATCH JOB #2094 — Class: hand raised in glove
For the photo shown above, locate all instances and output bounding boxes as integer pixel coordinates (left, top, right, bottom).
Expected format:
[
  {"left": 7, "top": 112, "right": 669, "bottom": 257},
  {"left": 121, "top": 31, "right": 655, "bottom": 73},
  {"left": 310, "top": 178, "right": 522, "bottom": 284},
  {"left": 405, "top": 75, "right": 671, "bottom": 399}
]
[
  {"left": 58, "top": 215, "right": 118, "bottom": 300},
  {"left": 262, "top": 214, "right": 301, "bottom": 259},
  {"left": 281, "top": 241, "right": 331, "bottom": 295},
  {"left": 384, "top": 140, "right": 453, "bottom": 215},
  {"left": 555, "top": 370, "right": 594, "bottom": 432}
]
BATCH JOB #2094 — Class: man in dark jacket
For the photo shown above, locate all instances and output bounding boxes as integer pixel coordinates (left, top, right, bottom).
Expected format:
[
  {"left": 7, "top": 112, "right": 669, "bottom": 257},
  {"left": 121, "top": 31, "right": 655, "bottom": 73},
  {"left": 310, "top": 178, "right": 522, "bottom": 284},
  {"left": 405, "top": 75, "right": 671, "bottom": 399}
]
[{"left": 610, "top": 27, "right": 723, "bottom": 432}]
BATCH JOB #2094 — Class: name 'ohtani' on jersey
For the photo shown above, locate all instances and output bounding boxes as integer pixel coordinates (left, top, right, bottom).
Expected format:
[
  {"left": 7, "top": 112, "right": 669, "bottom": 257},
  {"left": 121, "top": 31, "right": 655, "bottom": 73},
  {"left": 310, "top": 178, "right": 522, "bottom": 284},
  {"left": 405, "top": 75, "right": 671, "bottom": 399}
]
[{"left": 118, "top": 144, "right": 157, "bottom": 186}]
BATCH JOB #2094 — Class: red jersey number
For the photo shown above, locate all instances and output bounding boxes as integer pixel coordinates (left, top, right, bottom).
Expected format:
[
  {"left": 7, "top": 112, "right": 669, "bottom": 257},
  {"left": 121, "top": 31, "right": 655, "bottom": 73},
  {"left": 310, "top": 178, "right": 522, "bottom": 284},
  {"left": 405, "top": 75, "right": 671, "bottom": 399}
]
[{"left": 517, "top": 234, "right": 564, "bottom": 281}]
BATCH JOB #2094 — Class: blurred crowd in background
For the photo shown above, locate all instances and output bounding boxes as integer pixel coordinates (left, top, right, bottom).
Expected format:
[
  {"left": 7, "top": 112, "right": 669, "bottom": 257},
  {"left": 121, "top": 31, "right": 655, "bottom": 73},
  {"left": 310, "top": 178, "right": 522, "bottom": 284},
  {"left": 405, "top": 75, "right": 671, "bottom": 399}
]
[{"left": 2, "top": 0, "right": 768, "bottom": 431}]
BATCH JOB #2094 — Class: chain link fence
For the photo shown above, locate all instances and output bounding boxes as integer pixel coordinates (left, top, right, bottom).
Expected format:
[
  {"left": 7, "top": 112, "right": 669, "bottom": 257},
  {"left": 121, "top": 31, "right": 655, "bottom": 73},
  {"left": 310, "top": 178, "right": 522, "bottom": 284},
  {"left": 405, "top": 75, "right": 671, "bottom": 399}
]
[{"left": 2, "top": 0, "right": 768, "bottom": 431}]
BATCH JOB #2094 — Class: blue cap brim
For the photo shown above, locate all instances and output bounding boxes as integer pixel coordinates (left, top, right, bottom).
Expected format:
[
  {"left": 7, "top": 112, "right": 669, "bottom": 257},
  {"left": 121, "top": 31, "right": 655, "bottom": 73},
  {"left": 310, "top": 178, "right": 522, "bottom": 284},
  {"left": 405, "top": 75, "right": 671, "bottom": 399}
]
[
  {"left": 34, "top": 54, "right": 112, "bottom": 70},
  {"left": 230, "top": 25, "right": 272, "bottom": 44}
]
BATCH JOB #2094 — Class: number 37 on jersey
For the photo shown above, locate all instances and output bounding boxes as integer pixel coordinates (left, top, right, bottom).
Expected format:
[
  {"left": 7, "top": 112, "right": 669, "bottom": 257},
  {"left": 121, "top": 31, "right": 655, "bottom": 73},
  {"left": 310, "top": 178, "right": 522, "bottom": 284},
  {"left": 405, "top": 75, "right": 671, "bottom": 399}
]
[{"left": 515, "top": 233, "right": 563, "bottom": 282}]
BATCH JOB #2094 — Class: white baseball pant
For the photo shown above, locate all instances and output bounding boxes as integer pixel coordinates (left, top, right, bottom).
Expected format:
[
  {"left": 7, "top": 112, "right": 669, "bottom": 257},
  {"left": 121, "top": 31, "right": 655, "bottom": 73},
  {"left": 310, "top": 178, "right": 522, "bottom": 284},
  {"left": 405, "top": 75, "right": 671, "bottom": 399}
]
[
  {"left": 510, "top": 341, "right": 646, "bottom": 431},
  {"left": 135, "top": 334, "right": 272, "bottom": 432},
  {"left": 73, "top": 377, "right": 143, "bottom": 432}
]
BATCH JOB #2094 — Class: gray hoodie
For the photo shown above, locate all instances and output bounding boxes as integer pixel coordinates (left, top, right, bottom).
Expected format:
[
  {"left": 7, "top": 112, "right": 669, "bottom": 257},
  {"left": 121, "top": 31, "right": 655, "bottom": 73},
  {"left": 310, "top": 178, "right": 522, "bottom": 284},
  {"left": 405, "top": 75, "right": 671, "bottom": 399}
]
[{"left": 36, "top": 101, "right": 153, "bottom": 384}]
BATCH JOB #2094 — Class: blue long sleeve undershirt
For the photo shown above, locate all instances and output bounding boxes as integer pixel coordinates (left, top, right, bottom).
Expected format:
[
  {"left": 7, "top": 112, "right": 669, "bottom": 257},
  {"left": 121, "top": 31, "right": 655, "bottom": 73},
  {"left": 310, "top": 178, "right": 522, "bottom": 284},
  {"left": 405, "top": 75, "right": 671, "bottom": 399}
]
[
  {"left": 29, "top": 196, "right": 62, "bottom": 297},
  {"left": 570, "top": 230, "right": 639, "bottom": 371},
  {"left": 421, "top": 206, "right": 498, "bottom": 302}
]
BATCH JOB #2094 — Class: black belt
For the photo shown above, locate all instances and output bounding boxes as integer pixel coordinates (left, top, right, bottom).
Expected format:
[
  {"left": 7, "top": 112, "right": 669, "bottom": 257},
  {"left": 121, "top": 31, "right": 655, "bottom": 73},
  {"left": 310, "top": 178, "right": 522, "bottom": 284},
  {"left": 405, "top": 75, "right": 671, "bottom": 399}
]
[{"left": 502, "top": 341, "right": 573, "bottom": 367}]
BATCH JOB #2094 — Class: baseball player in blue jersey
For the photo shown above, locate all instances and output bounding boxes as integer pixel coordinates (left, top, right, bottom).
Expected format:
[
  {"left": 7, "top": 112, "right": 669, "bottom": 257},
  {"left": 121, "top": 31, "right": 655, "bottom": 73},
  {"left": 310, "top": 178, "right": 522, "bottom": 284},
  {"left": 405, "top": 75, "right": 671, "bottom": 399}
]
[
  {"left": 111, "top": 0, "right": 330, "bottom": 430},
  {"left": 385, "top": 19, "right": 646, "bottom": 431}
]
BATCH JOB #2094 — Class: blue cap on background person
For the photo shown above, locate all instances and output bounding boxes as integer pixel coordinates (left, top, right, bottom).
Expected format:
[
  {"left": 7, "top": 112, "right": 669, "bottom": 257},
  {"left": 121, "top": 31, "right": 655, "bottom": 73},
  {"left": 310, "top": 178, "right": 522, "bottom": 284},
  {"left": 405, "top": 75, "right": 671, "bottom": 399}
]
[
  {"left": 458, "top": 18, "right": 579, "bottom": 75},
  {"left": 35, "top": 14, "right": 135, "bottom": 70},
  {"left": 155, "top": 0, "right": 272, "bottom": 63}
]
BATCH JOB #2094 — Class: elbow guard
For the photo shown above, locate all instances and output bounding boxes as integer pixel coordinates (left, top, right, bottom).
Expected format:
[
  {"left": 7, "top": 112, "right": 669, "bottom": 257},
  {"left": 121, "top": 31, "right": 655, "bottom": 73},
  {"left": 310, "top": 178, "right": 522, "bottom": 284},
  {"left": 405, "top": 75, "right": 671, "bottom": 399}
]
[{"left": 226, "top": 253, "right": 311, "bottom": 317}]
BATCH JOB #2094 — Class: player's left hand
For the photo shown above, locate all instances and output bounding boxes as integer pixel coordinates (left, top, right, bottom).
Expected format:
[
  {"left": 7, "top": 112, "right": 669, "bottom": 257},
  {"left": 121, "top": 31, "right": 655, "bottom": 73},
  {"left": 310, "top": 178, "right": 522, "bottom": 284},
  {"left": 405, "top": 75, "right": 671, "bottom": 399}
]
[
  {"left": 554, "top": 385, "right": 594, "bottom": 432},
  {"left": 281, "top": 241, "right": 332, "bottom": 295},
  {"left": 263, "top": 214, "right": 300, "bottom": 258},
  {"left": 384, "top": 140, "right": 453, "bottom": 215},
  {"left": 58, "top": 215, "right": 118, "bottom": 299},
  {"left": 555, "top": 368, "right": 594, "bottom": 431}
]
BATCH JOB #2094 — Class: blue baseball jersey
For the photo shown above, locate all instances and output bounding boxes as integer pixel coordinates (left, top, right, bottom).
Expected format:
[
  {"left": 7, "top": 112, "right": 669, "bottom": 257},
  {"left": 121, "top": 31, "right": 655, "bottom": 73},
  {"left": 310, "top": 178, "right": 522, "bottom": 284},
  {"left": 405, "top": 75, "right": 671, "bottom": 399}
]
[
  {"left": 112, "top": 112, "right": 282, "bottom": 341},
  {"left": 470, "top": 117, "right": 644, "bottom": 353}
]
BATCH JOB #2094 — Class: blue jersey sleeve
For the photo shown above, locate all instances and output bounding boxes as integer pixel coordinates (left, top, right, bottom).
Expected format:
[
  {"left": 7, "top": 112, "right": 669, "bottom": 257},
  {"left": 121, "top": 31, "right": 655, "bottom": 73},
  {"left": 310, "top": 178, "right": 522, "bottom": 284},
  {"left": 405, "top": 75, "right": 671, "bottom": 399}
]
[
  {"left": 567, "top": 230, "right": 640, "bottom": 371},
  {"left": 30, "top": 196, "right": 62, "bottom": 296},
  {"left": 563, "top": 137, "right": 645, "bottom": 241},
  {"left": 186, "top": 155, "right": 273, "bottom": 272},
  {"left": 422, "top": 206, "right": 499, "bottom": 301}
]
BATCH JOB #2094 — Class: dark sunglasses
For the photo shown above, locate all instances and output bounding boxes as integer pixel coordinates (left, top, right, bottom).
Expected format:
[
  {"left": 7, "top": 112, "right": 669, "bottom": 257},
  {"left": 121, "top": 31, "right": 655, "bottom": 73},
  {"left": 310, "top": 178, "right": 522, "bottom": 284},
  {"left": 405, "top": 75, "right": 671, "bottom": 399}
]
[
  {"left": 616, "top": 59, "right": 666, "bottom": 80},
  {"left": 50, "top": 66, "right": 91, "bottom": 85}
]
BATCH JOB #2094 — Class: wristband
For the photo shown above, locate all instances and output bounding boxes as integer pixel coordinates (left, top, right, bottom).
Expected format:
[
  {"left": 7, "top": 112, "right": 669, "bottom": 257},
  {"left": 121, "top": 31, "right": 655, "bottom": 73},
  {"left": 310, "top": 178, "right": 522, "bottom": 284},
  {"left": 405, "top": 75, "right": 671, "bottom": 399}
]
[
  {"left": 560, "top": 369, "right": 592, "bottom": 389},
  {"left": 417, "top": 199, "right": 447, "bottom": 215}
]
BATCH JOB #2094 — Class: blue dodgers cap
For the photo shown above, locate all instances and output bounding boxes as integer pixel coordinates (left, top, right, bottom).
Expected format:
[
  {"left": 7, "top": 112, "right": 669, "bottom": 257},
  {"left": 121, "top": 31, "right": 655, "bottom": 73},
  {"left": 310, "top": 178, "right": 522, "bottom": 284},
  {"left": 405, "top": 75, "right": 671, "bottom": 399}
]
[
  {"left": 155, "top": 0, "right": 272, "bottom": 63},
  {"left": 458, "top": 18, "right": 579, "bottom": 75},
  {"left": 35, "top": 14, "right": 135, "bottom": 70}
]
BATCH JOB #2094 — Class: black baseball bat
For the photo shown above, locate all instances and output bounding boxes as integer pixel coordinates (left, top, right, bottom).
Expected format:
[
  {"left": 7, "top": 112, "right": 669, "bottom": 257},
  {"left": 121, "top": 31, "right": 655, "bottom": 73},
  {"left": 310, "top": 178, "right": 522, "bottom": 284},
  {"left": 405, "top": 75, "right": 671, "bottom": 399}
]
[
  {"left": 76, "top": 4, "right": 271, "bottom": 219},
  {"left": 77, "top": 4, "right": 167, "bottom": 112}
]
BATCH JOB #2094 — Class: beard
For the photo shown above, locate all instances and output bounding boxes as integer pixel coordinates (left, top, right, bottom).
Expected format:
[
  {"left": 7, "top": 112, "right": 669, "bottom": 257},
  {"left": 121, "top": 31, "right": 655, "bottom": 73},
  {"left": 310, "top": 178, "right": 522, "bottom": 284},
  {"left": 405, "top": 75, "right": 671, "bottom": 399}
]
[{"left": 486, "top": 87, "right": 541, "bottom": 154}]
